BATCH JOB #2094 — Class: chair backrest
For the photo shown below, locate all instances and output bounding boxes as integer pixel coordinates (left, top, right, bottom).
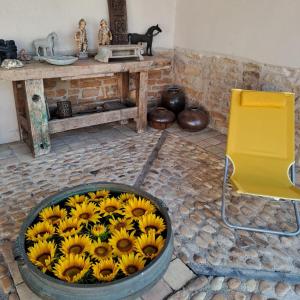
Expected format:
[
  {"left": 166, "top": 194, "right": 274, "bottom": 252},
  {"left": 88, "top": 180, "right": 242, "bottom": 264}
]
[{"left": 227, "top": 89, "right": 295, "bottom": 164}]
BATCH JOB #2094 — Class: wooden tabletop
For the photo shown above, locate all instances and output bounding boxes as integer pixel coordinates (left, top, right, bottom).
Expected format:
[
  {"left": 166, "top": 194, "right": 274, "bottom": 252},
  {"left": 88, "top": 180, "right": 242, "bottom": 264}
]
[{"left": 0, "top": 56, "right": 171, "bottom": 81}]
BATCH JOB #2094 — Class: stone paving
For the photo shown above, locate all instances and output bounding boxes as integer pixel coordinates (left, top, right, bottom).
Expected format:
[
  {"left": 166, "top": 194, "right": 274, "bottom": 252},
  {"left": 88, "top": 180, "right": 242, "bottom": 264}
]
[{"left": 0, "top": 123, "right": 300, "bottom": 300}]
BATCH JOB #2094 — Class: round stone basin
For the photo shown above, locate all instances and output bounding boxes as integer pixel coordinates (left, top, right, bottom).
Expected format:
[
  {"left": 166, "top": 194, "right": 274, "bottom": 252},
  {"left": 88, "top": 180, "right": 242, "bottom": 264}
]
[{"left": 15, "top": 182, "right": 174, "bottom": 300}]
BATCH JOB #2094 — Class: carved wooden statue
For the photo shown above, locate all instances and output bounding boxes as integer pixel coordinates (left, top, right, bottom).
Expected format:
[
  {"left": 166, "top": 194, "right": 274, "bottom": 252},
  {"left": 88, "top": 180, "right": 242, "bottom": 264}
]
[
  {"left": 74, "top": 19, "right": 88, "bottom": 59},
  {"left": 98, "top": 19, "right": 113, "bottom": 46}
]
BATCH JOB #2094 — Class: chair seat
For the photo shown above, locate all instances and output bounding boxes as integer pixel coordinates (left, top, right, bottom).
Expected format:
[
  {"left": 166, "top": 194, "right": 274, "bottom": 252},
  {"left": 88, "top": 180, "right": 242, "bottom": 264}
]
[{"left": 230, "top": 154, "right": 300, "bottom": 201}]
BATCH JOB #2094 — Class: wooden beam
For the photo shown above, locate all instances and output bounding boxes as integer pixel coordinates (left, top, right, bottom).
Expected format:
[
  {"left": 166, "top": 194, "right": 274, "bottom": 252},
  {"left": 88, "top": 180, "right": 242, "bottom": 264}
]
[
  {"left": 61, "top": 73, "right": 115, "bottom": 81},
  {"left": 136, "top": 71, "right": 148, "bottom": 133},
  {"left": 24, "top": 79, "right": 51, "bottom": 156},
  {"left": 49, "top": 107, "right": 137, "bottom": 134},
  {"left": 19, "top": 116, "right": 29, "bottom": 132}
]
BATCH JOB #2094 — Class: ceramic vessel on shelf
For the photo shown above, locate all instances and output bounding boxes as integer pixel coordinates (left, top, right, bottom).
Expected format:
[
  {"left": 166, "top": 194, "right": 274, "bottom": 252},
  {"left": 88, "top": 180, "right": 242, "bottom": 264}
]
[
  {"left": 161, "top": 86, "right": 186, "bottom": 115},
  {"left": 177, "top": 107, "right": 210, "bottom": 132},
  {"left": 45, "top": 56, "right": 78, "bottom": 66},
  {"left": 148, "top": 107, "right": 176, "bottom": 130}
]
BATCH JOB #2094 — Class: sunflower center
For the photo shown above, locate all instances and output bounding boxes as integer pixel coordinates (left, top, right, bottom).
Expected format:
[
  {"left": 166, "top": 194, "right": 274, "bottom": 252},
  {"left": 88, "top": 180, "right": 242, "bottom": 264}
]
[
  {"left": 145, "top": 225, "right": 158, "bottom": 233},
  {"left": 37, "top": 253, "right": 50, "bottom": 264},
  {"left": 105, "top": 206, "right": 117, "bottom": 213},
  {"left": 63, "top": 266, "right": 82, "bottom": 278},
  {"left": 79, "top": 213, "right": 91, "bottom": 220},
  {"left": 63, "top": 226, "right": 76, "bottom": 233},
  {"left": 126, "top": 265, "right": 138, "bottom": 274},
  {"left": 69, "top": 245, "right": 83, "bottom": 254},
  {"left": 117, "top": 239, "right": 133, "bottom": 252},
  {"left": 132, "top": 208, "right": 146, "bottom": 217},
  {"left": 100, "top": 268, "right": 113, "bottom": 276},
  {"left": 143, "top": 245, "right": 158, "bottom": 256},
  {"left": 115, "top": 222, "right": 126, "bottom": 231},
  {"left": 48, "top": 215, "right": 60, "bottom": 223},
  {"left": 95, "top": 246, "right": 108, "bottom": 257}
]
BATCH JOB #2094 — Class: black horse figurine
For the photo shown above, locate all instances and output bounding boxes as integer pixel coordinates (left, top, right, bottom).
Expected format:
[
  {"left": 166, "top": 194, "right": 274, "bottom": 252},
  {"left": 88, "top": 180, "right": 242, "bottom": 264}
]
[{"left": 128, "top": 25, "right": 162, "bottom": 56}]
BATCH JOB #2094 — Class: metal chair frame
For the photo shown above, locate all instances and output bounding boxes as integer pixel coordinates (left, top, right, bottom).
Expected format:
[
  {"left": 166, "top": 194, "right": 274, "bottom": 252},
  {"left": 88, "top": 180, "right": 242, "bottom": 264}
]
[{"left": 221, "top": 156, "right": 300, "bottom": 236}]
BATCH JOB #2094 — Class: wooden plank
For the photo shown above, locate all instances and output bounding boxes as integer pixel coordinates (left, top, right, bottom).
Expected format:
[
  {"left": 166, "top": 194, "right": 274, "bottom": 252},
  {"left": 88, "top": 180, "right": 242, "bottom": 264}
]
[
  {"left": 12, "top": 82, "right": 24, "bottom": 140},
  {"left": 49, "top": 107, "right": 137, "bottom": 134},
  {"left": 61, "top": 73, "right": 115, "bottom": 81},
  {"left": 19, "top": 116, "right": 29, "bottom": 132},
  {"left": 24, "top": 79, "right": 51, "bottom": 156},
  {"left": 136, "top": 71, "right": 148, "bottom": 133},
  {"left": 117, "top": 72, "right": 129, "bottom": 102}
]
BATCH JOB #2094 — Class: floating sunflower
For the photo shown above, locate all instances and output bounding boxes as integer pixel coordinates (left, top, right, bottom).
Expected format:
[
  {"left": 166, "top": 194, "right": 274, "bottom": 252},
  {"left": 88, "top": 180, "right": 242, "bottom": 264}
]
[
  {"left": 135, "top": 232, "right": 164, "bottom": 259},
  {"left": 99, "top": 197, "right": 122, "bottom": 217},
  {"left": 109, "top": 229, "right": 136, "bottom": 257},
  {"left": 26, "top": 221, "right": 55, "bottom": 242},
  {"left": 108, "top": 217, "right": 134, "bottom": 234},
  {"left": 66, "top": 194, "right": 89, "bottom": 208},
  {"left": 57, "top": 218, "right": 83, "bottom": 238},
  {"left": 39, "top": 205, "right": 67, "bottom": 225},
  {"left": 92, "top": 258, "right": 119, "bottom": 282},
  {"left": 70, "top": 202, "right": 100, "bottom": 224},
  {"left": 90, "top": 240, "right": 113, "bottom": 261},
  {"left": 53, "top": 254, "right": 91, "bottom": 283},
  {"left": 118, "top": 193, "right": 137, "bottom": 204},
  {"left": 91, "top": 224, "right": 107, "bottom": 237},
  {"left": 61, "top": 234, "right": 92, "bottom": 256},
  {"left": 27, "top": 240, "right": 56, "bottom": 273},
  {"left": 124, "top": 198, "right": 156, "bottom": 220},
  {"left": 88, "top": 190, "right": 110, "bottom": 203},
  {"left": 138, "top": 214, "right": 166, "bottom": 235},
  {"left": 118, "top": 253, "right": 146, "bottom": 276}
]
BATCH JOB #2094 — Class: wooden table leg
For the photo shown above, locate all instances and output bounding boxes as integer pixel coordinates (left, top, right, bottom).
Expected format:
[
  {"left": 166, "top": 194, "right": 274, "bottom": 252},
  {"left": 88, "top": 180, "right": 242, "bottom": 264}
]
[
  {"left": 24, "top": 79, "right": 51, "bottom": 157},
  {"left": 136, "top": 71, "right": 148, "bottom": 133}
]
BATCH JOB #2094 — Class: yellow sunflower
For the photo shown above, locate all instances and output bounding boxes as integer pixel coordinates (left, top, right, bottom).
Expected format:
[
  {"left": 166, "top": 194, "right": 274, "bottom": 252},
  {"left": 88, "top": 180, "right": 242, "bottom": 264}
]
[
  {"left": 135, "top": 232, "right": 165, "bottom": 259},
  {"left": 108, "top": 217, "right": 134, "bottom": 234},
  {"left": 66, "top": 194, "right": 89, "bottom": 208},
  {"left": 57, "top": 218, "right": 83, "bottom": 238},
  {"left": 138, "top": 214, "right": 166, "bottom": 235},
  {"left": 91, "top": 224, "right": 107, "bottom": 237},
  {"left": 70, "top": 202, "right": 100, "bottom": 224},
  {"left": 89, "top": 240, "right": 113, "bottom": 261},
  {"left": 53, "top": 254, "right": 91, "bottom": 283},
  {"left": 123, "top": 198, "right": 156, "bottom": 220},
  {"left": 118, "top": 253, "right": 146, "bottom": 276},
  {"left": 61, "top": 234, "right": 92, "bottom": 256},
  {"left": 109, "top": 228, "right": 136, "bottom": 257},
  {"left": 39, "top": 205, "right": 68, "bottom": 225},
  {"left": 99, "top": 197, "right": 122, "bottom": 217},
  {"left": 27, "top": 240, "right": 56, "bottom": 273},
  {"left": 88, "top": 190, "right": 110, "bottom": 203},
  {"left": 118, "top": 193, "right": 137, "bottom": 204},
  {"left": 26, "top": 221, "right": 56, "bottom": 242},
  {"left": 92, "top": 258, "right": 119, "bottom": 282}
]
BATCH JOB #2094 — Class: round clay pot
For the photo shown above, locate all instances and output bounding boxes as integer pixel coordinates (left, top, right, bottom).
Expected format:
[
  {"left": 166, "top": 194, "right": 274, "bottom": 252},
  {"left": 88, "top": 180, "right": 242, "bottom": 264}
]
[
  {"left": 177, "top": 107, "right": 210, "bottom": 132},
  {"left": 161, "top": 86, "right": 186, "bottom": 115},
  {"left": 148, "top": 107, "right": 176, "bottom": 130}
]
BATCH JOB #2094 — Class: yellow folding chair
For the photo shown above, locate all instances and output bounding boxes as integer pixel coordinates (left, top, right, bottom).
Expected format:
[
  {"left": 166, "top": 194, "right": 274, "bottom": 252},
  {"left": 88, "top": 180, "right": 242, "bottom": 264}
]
[{"left": 222, "top": 89, "right": 300, "bottom": 236}]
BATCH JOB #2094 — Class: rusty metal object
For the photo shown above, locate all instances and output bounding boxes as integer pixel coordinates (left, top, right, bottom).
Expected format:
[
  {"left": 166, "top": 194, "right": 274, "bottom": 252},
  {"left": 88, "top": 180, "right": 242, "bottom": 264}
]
[
  {"left": 177, "top": 107, "right": 210, "bottom": 132},
  {"left": 149, "top": 107, "right": 175, "bottom": 130},
  {"left": 56, "top": 100, "right": 72, "bottom": 119}
]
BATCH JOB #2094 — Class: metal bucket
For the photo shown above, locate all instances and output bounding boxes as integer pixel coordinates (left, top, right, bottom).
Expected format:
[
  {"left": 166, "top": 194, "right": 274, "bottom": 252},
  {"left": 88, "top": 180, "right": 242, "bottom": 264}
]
[{"left": 15, "top": 182, "right": 174, "bottom": 300}]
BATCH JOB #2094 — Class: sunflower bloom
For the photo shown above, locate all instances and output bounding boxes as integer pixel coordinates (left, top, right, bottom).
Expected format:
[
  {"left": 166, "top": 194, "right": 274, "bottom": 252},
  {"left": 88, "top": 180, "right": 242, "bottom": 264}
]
[
  {"left": 118, "top": 253, "right": 146, "bottom": 276},
  {"left": 108, "top": 217, "right": 134, "bottom": 234},
  {"left": 135, "top": 232, "right": 165, "bottom": 259},
  {"left": 124, "top": 198, "right": 156, "bottom": 220},
  {"left": 93, "top": 258, "right": 119, "bottom": 282},
  {"left": 61, "top": 234, "right": 92, "bottom": 256},
  {"left": 90, "top": 240, "right": 113, "bottom": 261},
  {"left": 138, "top": 214, "right": 166, "bottom": 235},
  {"left": 66, "top": 194, "right": 89, "bottom": 208},
  {"left": 53, "top": 254, "right": 91, "bottom": 283},
  {"left": 99, "top": 197, "right": 122, "bottom": 217},
  {"left": 39, "top": 205, "right": 68, "bottom": 225},
  {"left": 109, "top": 229, "right": 136, "bottom": 257},
  {"left": 118, "top": 193, "right": 137, "bottom": 204},
  {"left": 88, "top": 190, "right": 110, "bottom": 203},
  {"left": 70, "top": 202, "right": 100, "bottom": 224},
  {"left": 26, "top": 221, "right": 55, "bottom": 242},
  {"left": 27, "top": 240, "right": 56, "bottom": 273},
  {"left": 57, "top": 218, "right": 83, "bottom": 238}
]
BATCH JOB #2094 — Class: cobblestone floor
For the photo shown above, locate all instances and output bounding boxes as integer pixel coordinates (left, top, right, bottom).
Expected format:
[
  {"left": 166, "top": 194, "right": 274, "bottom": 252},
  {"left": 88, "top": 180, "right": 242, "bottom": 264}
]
[{"left": 0, "top": 122, "right": 300, "bottom": 300}]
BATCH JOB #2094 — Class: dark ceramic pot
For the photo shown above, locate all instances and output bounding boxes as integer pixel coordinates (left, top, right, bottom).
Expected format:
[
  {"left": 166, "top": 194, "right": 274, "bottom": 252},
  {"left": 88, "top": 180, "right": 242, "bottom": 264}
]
[
  {"left": 177, "top": 107, "right": 210, "bottom": 132},
  {"left": 148, "top": 107, "right": 176, "bottom": 130},
  {"left": 161, "top": 86, "right": 186, "bottom": 115}
]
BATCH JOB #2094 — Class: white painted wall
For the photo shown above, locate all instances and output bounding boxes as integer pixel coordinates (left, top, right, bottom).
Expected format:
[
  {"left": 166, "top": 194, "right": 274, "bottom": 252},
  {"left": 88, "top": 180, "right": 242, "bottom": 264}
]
[
  {"left": 175, "top": 0, "right": 300, "bottom": 68},
  {"left": 0, "top": 0, "right": 176, "bottom": 143}
]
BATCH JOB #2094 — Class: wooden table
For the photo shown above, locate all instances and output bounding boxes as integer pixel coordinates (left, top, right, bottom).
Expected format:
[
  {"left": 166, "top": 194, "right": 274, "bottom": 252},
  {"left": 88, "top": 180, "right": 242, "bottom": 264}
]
[{"left": 0, "top": 58, "right": 161, "bottom": 157}]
